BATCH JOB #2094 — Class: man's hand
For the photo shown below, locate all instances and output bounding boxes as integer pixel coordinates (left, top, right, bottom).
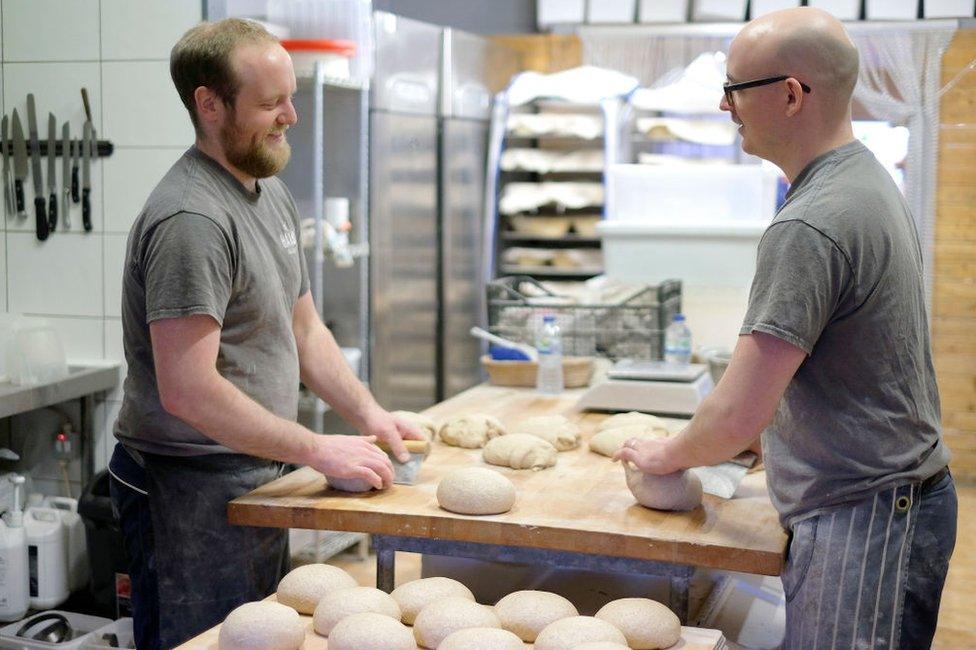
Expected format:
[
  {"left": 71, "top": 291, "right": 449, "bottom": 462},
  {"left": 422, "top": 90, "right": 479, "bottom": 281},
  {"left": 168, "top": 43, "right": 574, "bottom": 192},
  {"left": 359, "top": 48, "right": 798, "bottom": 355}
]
[
  {"left": 613, "top": 437, "right": 682, "bottom": 475},
  {"left": 309, "top": 435, "right": 395, "bottom": 490},
  {"left": 359, "top": 408, "right": 427, "bottom": 463}
]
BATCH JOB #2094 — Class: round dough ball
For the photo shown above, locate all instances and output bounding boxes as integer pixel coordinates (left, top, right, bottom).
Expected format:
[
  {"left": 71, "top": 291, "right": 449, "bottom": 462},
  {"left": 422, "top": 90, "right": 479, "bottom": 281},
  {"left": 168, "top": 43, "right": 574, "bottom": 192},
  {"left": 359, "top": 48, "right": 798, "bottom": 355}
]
[
  {"left": 325, "top": 475, "right": 374, "bottom": 492},
  {"left": 494, "top": 590, "right": 579, "bottom": 642},
  {"left": 327, "top": 612, "right": 415, "bottom": 650},
  {"left": 595, "top": 597, "right": 681, "bottom": 649},
  {"left": 437, "top": 467, "right": 517, "bottom": 515},
  {"left": 438, "top": 414, "right": 507, "bottom": 448},
  {"left": 588, "top": 424, "right": 668, "bottom": 458},
  {"left": 597, "top": 411, "right": 667, "bottom": 433},
  {"left": 484, "top": 434, "right": 558, "bottom": 471},
  {"left": 391, "top": 576, "right": 475, "bottom": 625},
  {"left": 512, "top": 415, "right": 580, "bottom": 451},
  {"left": 392, "top": 410, "right": 438, "bottom": 440},
  {"left": 413, "top": 596, "right": 502, "bottom": 649},
  {"left": 218, "top": 601, "right": 304, "bottom": 650},
  {"left": 624, "top": 463, "right": 702, "bottom": 512},
  {"left": 534, "top": 616, "right": 628, "bottom": 650},
  {"left": 438, "top": 627, "right": 525, "bottom": 649},
  {"left": 572, "top": 643, "right": 631, "bottom": 650},
  {"left": 312, "top": 586, "right": 401, "bottom": 636},
  {"left": 276, "top": 563, "right": 358, "bottom": 614}
]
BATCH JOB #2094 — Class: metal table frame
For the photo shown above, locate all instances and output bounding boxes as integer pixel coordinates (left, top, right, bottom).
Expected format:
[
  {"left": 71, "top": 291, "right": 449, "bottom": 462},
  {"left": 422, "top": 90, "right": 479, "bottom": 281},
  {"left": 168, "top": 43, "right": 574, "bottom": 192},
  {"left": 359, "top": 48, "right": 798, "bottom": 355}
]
[{"left": 373, "top": 533, "right": 695, "bottom": 622}]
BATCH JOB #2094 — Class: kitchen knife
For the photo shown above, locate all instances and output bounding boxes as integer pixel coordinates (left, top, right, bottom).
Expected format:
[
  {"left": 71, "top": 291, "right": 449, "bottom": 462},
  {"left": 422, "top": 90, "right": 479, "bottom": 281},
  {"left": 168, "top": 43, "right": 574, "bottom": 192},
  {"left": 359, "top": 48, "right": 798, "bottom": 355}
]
[
  {"left": 82, "top": 121, "right": 92, "bottom": 232},
  {"left": 11, "top": 109, "right": 27, "bottom": 216},
  {"left": 26, "top": 94, "right": 48, "bottom": 240},
  {"left": 70, "top": 137, "right": 80, "bottom": 204},
  {"left": 1, "top": 115, "right": 12, "bottom": 216},
  {"left": 47, "top": 113, "right": 57, "bottom": 232},
  {"left": 61, "top": 122, "right": 71, "bottom": 229}
]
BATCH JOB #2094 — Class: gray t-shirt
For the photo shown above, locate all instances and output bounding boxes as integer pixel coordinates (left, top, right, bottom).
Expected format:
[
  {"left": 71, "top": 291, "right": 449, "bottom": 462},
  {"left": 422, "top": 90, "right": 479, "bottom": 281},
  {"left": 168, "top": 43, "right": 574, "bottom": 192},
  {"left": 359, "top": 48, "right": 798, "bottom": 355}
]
[
  {"left": 115, "top": 147, "right": 309, "bottom": 456},
  {"left": 742, "top": 140, "right": 950, "bottom": 527}
]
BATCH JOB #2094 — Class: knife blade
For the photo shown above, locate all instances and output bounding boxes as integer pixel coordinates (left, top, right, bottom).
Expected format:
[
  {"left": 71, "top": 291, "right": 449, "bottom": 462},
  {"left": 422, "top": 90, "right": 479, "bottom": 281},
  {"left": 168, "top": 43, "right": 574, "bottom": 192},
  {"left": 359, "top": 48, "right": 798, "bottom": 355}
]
[
  {"left": 47, "top": 113, "right": 57, "bottom": 232},
  {"left": 11, "top": 109, "right": 28, "bottom": 216},
  {"left": 70, "top": 137, "right": 80, "bottom": 204},
  {"left": 26, "top": 94, "right": 48, "bottom": 241},
  {"left": 82, "top": 121, "right": 92, "bottom": 232},
  {"left": 61, "top": 122, "right": 71, "bottom": 229},
  {"left": 1, "top": 115, "right": 12, "bottom": 216}
]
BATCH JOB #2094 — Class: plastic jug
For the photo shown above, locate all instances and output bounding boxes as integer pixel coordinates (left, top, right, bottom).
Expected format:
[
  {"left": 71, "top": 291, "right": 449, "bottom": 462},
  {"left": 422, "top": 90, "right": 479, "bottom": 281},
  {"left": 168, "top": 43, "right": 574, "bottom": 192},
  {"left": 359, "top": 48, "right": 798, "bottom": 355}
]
[
  {"left": 43, "top": 496, "right": 90, "bottom": 593},
  {"left": 24, "top": 506, "right": 69, "bottom": 610},
  {"left": 0, "top": 475, "right": 29, "bottom": 622}
]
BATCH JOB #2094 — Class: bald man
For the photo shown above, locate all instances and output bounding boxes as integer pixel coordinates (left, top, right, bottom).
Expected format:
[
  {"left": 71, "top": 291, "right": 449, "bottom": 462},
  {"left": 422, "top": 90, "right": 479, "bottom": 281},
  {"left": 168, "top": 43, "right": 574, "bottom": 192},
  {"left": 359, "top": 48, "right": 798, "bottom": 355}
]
[{"left": 616, "top": 8, "right": 955, "bottom": 648}]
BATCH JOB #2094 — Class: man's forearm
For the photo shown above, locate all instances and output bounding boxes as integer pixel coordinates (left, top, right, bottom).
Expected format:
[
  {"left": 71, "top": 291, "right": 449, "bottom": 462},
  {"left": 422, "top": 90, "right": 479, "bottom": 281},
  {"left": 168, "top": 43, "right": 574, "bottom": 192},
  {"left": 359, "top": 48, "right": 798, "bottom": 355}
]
[{"left": 667, "top": 387, "right": 762, "bottom": 469}]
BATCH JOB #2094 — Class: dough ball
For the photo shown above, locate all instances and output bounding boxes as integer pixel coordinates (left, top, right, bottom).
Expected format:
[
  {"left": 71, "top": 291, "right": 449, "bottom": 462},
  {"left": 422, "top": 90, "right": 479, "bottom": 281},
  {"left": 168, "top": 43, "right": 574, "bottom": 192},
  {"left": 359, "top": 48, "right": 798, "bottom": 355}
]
[
  {"left": 276, "top": 563, "right": 358, "bottom": 614},
  {"left": 484, "top": 434, "right": 558, "bottom": 470},
  {"left": 437, "top": 467, "right": 516, "bottom": 515},
  {"left": 597, "top": 411, "right": 668, "bottom": 432},
  {"left": 438, "top": 414, "right": 507, "bottom": 448},
  {"left": 572, "top": 643, "right": 631, "bottom": 650},
  {"left": 494, "top": 590, "right": 579, "bottom": 642},
  {"left": 413, "top": 596, "right": 502, "bottom": 649},
  {"left": 325, "top": 475, "right": 374, "bottom": 492},
  {"left": 595, "top": 597, "right": 681, "bottom": 649},
  {"left": 218, "top": 601, "right": 304, "bottom": 650},
  {"left": 392, "top": 577, "right": 475, "bottom": 625},
  {"left": 588, "top": 424, "right": 668, "bottom": 458},
  {"left": 392, "top": 410, "right": 437, "bottom": 440},
  {"left": 624, "top": 463, "right": 702, "bottom": 512},
  {"left": 511, "top": 415, "right": 581, "bottom": 451},
  {"left": 438, "top": 627, "right": 526, "bottom": 649},
  {"left": 312, "top": 586, "right": 401, "bottom": 636},
  {"left": 327, "top": 611, "right": 415, "bottom": 650},
  {"left": 534, "top": 616, "right": 628, "bottom": 650}
]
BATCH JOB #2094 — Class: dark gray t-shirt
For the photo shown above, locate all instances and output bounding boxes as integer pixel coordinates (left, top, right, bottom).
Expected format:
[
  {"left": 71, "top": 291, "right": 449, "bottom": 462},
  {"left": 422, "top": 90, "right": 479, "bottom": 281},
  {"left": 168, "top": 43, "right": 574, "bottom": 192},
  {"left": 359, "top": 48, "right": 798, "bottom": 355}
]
[
  {"left": 742, "top": 140, "right": 950, "bottom": 527},
  {"left": 115, "top": 147, "right": 309, "bottom": 456}
]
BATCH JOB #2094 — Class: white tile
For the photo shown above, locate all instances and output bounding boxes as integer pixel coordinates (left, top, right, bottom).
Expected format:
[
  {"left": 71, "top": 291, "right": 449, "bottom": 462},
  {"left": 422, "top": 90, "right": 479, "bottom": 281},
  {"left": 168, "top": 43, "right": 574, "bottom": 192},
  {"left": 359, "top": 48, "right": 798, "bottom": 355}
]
[
  {"left": 104, "top": 318, "right": 126, "bottom": 401},
  {"left": 7, "top": 232, "right": 103, "bottom": 316},
  {"left": 103, "top": 148, "right": 184, "bottom": 233},
  {"left": 103, "top": 234, "right": 127, "bottom": 318},
  {"left": 102, "top": 61, "right": 195, "bottom": 147},
  {"left": 101, "top": 0, "right": 201, "bottom": 61},
  {"left": 23, "top": 315, "right": 104, "bottom": 361},
  {"left": 2, "top": 0, "right": 100, "bottom": 62}
]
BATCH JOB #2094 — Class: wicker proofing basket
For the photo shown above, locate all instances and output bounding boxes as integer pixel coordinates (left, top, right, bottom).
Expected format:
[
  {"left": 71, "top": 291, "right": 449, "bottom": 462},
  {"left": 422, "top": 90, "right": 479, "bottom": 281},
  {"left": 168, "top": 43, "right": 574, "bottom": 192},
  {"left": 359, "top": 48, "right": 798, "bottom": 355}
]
[{"left": 481, "top": 355, "right": 595, "bottom": 388}]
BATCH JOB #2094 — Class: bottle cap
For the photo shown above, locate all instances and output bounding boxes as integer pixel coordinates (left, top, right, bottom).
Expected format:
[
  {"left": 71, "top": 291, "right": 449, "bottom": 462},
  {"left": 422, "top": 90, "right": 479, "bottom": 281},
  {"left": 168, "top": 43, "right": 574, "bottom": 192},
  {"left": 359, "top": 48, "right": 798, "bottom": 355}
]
[
  {"left": 672, "top": 313, "right": 685, "bottom": 322},
  {"left": 543, "top": 315, "right": 556, "bottom": 323}
]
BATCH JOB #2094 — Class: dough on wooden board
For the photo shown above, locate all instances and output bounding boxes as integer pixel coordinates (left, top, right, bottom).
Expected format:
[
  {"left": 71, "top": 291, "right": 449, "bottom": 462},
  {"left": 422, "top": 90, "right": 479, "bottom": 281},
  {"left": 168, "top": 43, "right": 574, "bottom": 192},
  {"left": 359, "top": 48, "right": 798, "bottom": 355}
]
[
  {"left": 597, "top": 411, "right": 668, "bottom": 433},
  {"left": 624, "top": 463, "right": 702, "bottom": 512},
  {"left": 438, "top": 414, "right": 507, "bottom": 448},
  {"left": 412, "top": 596, "right": 502, "bottom": 649},
  {"left": 327, "top": 612, "right": 415, "bottom": 650},
  {"left": 438, "top": 627, "right": 526, "bottom": 649},
  {"left": 588, "top": 423, "right": 668, "bottom": 457},
  {"left": 494, "top": 589, "right": 579, "bottom": 642},
  {"left": 483, "top": 433, "right": 558, "bottom": 470},
  {"left": 534, "top": 615, "right": 628, "bottom": 650},
  {"left": 312, "top": 586, "right": 401, "bottom": 636},
  {"left": 275, "top": 563, "right": 358, "bottom": 614},
  {"left": 218, "top": 601, "right": 305, "bottom": 650},
  {"left": 437, "top": 467, "right": 517, "bottom": 515},
  {"left": 392, "top": 410, "right": 438, "bottom": 440},
  {"left": 511, "top": 414, "right": 581, "bottom": 451},
  {"left": 595, "top": 597, "right": 681, "bottom": 649},
  {"left": 390, "top": 576, "right": 475, "bottom": 625},
  {"left": 325, "top": 475, "right": 375, "bottom": 492}
]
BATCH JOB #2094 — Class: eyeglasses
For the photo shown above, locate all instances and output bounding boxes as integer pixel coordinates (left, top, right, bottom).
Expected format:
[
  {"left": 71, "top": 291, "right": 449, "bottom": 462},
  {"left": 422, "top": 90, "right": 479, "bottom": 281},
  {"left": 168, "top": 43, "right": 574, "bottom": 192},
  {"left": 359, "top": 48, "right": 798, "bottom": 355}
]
[{"left": 723, "top": 75, "right": 812, "bottom": 107}]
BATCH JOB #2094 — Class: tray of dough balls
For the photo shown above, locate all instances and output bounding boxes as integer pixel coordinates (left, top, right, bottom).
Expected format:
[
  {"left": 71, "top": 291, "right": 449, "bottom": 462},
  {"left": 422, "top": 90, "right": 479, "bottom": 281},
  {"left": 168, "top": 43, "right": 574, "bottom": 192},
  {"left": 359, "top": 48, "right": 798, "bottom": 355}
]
[{"left": 176, "top": 563, "right": 727, "bottom": 649}]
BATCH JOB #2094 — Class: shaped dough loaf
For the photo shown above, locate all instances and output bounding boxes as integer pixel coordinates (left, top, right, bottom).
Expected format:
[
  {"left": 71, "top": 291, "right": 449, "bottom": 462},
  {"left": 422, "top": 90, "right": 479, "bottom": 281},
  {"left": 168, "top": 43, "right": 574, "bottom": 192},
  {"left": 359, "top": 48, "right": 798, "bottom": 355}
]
[
  {"left": 511, "top": 415, "right": 580, "bottom": 451},
  {"left": 438, "top": 627, "right": 525, "bottom": 650},
  {"left": 588, "top": 423, "right": 669, "bottom": 458},
  {"left": 483, "top": 434, "right": 558, "bottom": 470},
  {"left": 312, "top": 586, "right": 401, "bottom": 636},
  {"left": 624, "top": 463, "right": 702, "bottom": 512},
  {"left": 391, "top": 577, "right": 475, "bottom": 625},
  {"left": 413, "top": 596, "right": 502, "bottom": 649},
  {"left": 595, "top": 597, "right": 681, "bottom": 649},
  {"left": 438, "top": 414, "right": 507, "bottom": 448},
  {"left": 218, "top": 601, "right": 305, "bottom": 650},
  {"left": 534, "top": 616, "right": 628, "bottom": 650},
  {"left": 597, "top": 411, "right": 668, "bottom": 433},
  {"left": 276, "top": 564, "right": 357, "bottom": 614},
  {"left": 437, "top": 467, "right": 517, "bottom": 515},
  {"left": 494, "top": 590, "right": 579, "bottom": 642},
  {"left": 327, "top": 612, "right": 415, "bottom": 650}
]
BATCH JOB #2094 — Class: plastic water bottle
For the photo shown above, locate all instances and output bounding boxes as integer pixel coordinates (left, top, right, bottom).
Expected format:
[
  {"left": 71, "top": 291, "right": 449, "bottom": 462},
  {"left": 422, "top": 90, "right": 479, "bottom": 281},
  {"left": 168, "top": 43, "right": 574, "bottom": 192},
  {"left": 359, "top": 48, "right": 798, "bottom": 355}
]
[
  {"left": 536, "top": 315, "right": 564, "bottom": 395},
  {"left": 664, "top": 314, "right": 693, "bottom": 365}
]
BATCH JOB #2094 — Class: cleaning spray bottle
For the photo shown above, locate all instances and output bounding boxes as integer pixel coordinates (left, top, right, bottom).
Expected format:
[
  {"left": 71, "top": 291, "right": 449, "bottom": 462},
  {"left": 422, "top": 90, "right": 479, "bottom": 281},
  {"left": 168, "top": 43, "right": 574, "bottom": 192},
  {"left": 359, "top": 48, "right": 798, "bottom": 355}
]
[{"left": 0, "top": 475, "right": 29, "bottom": 621}]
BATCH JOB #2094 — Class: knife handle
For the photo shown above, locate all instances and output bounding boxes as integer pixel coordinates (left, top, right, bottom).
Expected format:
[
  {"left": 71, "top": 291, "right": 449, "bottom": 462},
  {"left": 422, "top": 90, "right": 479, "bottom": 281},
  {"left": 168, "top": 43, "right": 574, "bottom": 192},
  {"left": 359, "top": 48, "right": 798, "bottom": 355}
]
[
  {"left": 48, "top": 193, "right": 58, "bottom": 231},
  {"left": 82, "top": 187, "right": 92, "bottom": 231},
  {"left": 35, "top": 196, "right": 49, "bottom": 240},
  {"left": 14, "top": 179, "right": 24, "bottom": 213},
  {"left": 71, "top": 167, "right": 79, "bottom": 203}
]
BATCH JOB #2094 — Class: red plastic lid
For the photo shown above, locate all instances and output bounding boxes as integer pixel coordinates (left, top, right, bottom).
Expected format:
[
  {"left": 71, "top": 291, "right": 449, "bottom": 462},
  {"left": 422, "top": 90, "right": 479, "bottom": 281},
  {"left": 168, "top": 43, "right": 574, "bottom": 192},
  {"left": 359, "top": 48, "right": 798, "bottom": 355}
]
[{"left": 281, "top": 39, "right": 356, "bottom": 57}]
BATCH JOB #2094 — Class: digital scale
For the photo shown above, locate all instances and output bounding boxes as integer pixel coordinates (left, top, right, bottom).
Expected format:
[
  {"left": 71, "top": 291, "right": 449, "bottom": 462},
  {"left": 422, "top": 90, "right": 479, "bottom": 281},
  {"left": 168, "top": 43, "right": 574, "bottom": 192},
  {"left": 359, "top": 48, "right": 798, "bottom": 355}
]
[{"left": 577, "top": 359, "right": 714, "bottom": 417}]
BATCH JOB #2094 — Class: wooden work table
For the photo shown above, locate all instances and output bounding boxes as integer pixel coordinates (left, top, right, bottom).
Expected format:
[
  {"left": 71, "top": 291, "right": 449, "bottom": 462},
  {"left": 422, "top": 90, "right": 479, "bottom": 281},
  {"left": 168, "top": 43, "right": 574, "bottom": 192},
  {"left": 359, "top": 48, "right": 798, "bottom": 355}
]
[{"left": 228, "top": 382, "right": 787, "bottom": 622}]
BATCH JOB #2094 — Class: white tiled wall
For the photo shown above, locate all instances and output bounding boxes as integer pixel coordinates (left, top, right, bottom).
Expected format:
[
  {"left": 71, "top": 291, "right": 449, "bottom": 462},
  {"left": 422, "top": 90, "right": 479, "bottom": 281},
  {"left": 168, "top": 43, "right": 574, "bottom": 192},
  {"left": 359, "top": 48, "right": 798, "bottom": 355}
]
[{"left": 1, "top": 0, "right": 202, "bottom": 494}]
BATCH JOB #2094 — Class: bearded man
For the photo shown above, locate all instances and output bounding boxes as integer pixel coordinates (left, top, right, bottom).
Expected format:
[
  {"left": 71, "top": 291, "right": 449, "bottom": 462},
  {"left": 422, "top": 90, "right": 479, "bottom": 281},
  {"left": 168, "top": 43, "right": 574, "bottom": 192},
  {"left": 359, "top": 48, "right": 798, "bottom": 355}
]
[{"left": 109, "top": 19, "right": 422, "bottom": 649}]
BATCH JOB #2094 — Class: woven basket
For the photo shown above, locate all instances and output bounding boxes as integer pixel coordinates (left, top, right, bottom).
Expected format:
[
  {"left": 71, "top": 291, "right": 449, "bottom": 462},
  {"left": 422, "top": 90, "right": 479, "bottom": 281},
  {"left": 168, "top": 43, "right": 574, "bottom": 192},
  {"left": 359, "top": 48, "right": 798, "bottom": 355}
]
[{"left": 481, "top": 355, "right": 594, "bottom": 388}]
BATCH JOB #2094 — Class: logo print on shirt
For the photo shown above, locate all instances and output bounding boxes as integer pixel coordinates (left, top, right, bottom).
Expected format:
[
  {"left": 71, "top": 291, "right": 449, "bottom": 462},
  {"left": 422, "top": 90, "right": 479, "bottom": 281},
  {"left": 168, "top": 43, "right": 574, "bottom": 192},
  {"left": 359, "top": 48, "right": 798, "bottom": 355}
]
[{"left": 279, "top": 219, "right": 298, "bottom": 252}]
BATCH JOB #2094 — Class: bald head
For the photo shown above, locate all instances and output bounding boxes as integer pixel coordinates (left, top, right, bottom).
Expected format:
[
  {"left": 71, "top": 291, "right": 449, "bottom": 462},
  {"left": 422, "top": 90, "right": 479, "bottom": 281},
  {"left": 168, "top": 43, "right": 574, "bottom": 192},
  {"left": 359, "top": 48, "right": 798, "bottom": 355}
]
[{"left": 733, "top": 7, "right": 859, "bottom": 118}]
